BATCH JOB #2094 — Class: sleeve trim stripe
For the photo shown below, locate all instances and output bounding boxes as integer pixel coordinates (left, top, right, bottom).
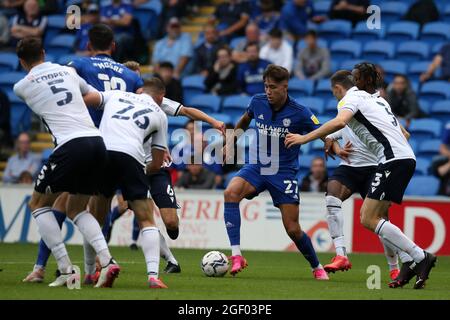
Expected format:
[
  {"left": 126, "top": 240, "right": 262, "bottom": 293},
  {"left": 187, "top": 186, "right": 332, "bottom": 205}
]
[{"left": 174, "top": 104, "right": 182, "bottom": 116}]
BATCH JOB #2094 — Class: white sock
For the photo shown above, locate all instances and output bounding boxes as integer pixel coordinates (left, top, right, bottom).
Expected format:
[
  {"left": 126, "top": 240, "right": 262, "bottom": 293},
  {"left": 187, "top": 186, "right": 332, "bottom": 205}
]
[
  {"left": 326, "top": 196, "right": 346, "bottom": 256},
  {"left": 231, "top": 245, "right": 241, "bottom": 256},
  {"left": 83, "top": 237, "right": 97, "bottom": 275},
  {"left": 379, "top": 235, "right": 399, "bottom": 270},
  {"left": 141, "top": 227, "right": 160, "bottom": 279},
  {"left": 73, "top": 211, "right": 112, "bottom": 267},
  {"left": 32, "top": 207, "right": 72, "bottom": 273},
  {"left": 398, "top": 250, "right": 414, "bottom": 263},
  {"left": 159, "top": 231, "right": 178, "bottom": 265},
  {"left": 376, "top": 219, "right": 425, "bottom": 263}
]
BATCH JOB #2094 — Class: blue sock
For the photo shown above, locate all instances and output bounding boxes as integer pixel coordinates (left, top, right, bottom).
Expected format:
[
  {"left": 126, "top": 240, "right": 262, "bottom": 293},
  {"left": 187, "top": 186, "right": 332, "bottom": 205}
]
[
  {"left": 35, "top": 210, "right": 66, "bottom": 268},
  {"left": 294, "top": 232, "right": 320, "bottom": 269},
  {"left": 132, "top": 216, "right": 140, "bottom": 242},
  {"left": 102, "top": 206, "right": 120, "bottom": 238},
  {"left": 224, "top": 202, "right": 241, "bottom": 246}
]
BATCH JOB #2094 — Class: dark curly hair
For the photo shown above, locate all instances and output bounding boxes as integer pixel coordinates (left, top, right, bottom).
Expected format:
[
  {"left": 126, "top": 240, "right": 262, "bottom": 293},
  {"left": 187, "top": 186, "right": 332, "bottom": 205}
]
[{"left": 353, "top": 62, "right": 382, "bottom": 90}]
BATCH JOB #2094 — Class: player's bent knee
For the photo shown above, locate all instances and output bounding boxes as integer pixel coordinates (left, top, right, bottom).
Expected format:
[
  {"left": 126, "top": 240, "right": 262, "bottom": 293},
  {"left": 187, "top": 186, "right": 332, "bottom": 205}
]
[
  {"left": 224, "top": 187, "right": 241, "bottom": 202},
  {"left": 285, "top": 224, "right": 301, "bottom": 240},
  {"left": 164, "top": 218, "right": 178, "bottom": 231}
]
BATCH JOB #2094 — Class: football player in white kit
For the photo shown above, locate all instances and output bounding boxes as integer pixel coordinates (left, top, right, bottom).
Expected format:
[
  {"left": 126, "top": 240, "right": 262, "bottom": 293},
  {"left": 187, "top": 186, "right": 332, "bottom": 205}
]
[
  {"left": 14, "top": 37, "right": 119, "bottom": 288},
  {"left": 83, "top": 81, "right": 171, "bottom": 289},
  {"left": 285, "top": 64, "right": 437, "bottom": 289}
]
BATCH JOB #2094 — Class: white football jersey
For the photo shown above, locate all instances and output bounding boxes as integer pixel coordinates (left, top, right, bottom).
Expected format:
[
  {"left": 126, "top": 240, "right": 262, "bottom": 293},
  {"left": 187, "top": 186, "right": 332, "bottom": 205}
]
[
  {"left": 99, "top": 91, "right": 168, "bottom": 165},
  {"left": 14, "top": 62, "right": 100, "bottom": 150},
  {"left": 337, "top": 86, "right": 415, "bottom": 164},
  {"left": 326, "top": 126, "right": 378, "bottom": 167}
]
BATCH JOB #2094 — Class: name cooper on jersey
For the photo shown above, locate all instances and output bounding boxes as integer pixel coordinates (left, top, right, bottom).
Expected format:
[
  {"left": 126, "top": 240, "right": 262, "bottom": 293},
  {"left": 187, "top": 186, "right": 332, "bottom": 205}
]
[{"left": 28, "top": 70, "right": 70, "bottom": 83}]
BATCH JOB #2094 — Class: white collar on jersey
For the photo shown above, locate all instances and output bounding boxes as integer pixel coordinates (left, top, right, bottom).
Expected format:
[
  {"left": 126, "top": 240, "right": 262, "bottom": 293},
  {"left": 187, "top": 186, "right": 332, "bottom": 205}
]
[{"left": 29, "top": 61, "right": 52, "bottom": 73}]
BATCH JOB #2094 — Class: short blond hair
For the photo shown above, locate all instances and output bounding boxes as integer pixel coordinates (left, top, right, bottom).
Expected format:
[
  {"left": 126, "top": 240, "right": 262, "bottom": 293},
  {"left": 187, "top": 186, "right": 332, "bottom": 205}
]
[{"left": 123, "top": 60, "right": 140, "bottom": 72}]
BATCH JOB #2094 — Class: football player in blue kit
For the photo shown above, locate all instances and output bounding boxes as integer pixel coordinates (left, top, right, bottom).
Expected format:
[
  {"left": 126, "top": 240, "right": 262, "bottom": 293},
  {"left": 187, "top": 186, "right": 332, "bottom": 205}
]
[{"left": 223, "top": 64, "right": 329, "bottom": 280}]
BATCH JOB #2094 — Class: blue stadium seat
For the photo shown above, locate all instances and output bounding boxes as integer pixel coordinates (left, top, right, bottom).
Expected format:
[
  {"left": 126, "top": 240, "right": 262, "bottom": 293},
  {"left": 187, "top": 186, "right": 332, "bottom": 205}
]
[
  {"left": 296, "top": 38, "right": 328, "bottom": 53},
  {"left": 417, "top": 139, "right": 441, "bottom": 157},
  {"left": 409, "top": 119, "right": 443, "bottom": 142},
  {"left": 379, "top": 60, "right": 407, "bottom": 83},
  {"left": 318, "top": 20, "right": 352, "bottom": 41},
  {"left": 288, "top": 78, "right": 314, "bottom": 96},
  {"left": 352, "top": 21, "right": 386, "bottom": 41},
  {"left": 44, "top": 53, "right": 56, "bottom": 63},
  {"left": 293, "top": 97, "right": 324, "bottom": 115},
  {"left": 318, "top": 115, "right": 333, "bottom": 124},
  {"left": 362, "top": 41, "right": 395, "bottom": 62},
  {"left": 420, "top": 81, "right": 450, "bottom": 104},
  {"left": 380, "top": 1, "right": 409, "bottom": 23},
  {"left": 415, "top": 157, "right": 431, "bottom": 176},
  {"left": 430, "top": 100, "right": 450, "bottom": 124},
  {"left": 167, "top": 115, "right": 189, "bottom": 136},
  {"left": 7, "top": 91, "right": 31, "bottom": 137},
  {"left": 222, "top": 95, "right": 252, "bottom": 119},
  {"left": 340, "top": 59, "right": 364, "bottom": 71},
  {"left": 325, "top": 157, "right": 340, "bottom": 170},
  {"left": 44, "top": 14, "right": 67, "bottom": 46},
  {"left": 396, "top": 41, "right": 430, "bottom": 63},
  {"left": 41, "top": 148, "right": 53, "bottom": 163},
  {"left": 408, "top": 61, "right": 432, "bottom": 82},
  {"left": 134, "top": 0, "right": 162, "bottom": 40},
  {"left": 431, "top": 42, "right": 444, "bottom": 55},
  {"left": 308, "top": 139, "right": 325, "bottom": 156},
  {"left": 181, "top": 74, "right": 205, "bottom": 104},
  {"left": 385, "top": 21, "right": 419, "bottom": 42},
  {"left": 0, "top": 71, "right": 25, "bottom": 91},
  {"left": 46, "top": 34, "right": 76, "bottom": 57},
  {"left": 314, "top": 1, "right": 331, "bottom": 15},
  {"left": 325, "top": 99, "right": 338, "bottom": 116},
  {"left": 418, "top": 99, "right": 431, "bottom": 115},
  {"left": 405, "top": 176, "right": 440, "bottom": 196},
  {"left": 444, "top": 4, "right": 450, "bottom": 23},
  {"left": 408, "top": 138, "right": 419, "bottom": 154},
  {"left": 187, "top": 94, "right": 221, "bottom": 114},
  {"left": 210, "top": 113, "right": 232, "bottom": 125},
  {"left": 57, "top": 54, "right": 80, "bottom": 65},
  {"left": 0, "top": 53, "right": 18, "bottom": 72},
  {"left": 298, "top": 154, "right": 315, "bottom": 174},
  {"left": 330, "top": 40, "right": 362, "bottom": 62},
  {"left": 314, "top": 79, "right": 333, "bottom": 99},
  {"left": 420, "top": 22, "right": 450, "bottom": 45}
]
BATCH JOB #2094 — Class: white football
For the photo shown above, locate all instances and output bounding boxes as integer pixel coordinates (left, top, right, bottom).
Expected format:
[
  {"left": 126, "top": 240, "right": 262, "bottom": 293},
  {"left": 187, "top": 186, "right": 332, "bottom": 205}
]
[{"left": 201, "top": 251, "right": 229, "bottom": 277}]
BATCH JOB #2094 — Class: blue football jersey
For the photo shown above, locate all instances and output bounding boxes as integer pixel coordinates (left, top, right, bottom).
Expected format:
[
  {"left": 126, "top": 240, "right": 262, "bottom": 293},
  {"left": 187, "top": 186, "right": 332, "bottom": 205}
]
[
  {"left": 246, "top": 94, "right": 320, "bottom": 170},
  {"left": 68, "top": 54, "right": 144, "bottom": 127}
]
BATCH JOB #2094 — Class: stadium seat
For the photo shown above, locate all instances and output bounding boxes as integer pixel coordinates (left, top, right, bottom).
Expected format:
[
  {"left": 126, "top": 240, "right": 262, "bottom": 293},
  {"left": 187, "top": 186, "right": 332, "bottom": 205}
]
[
  {"left": 405, "top": 176, "right": 440, "bottom": 196},
  {"left": 0, "top": 53, "right": 18, "bottom": 72},
  {"left": 430, "top": 100, "right": 450, "bottom": 124},
  {"left": 44, "top": 14, "right": 67, "bottom": 46},
  {"left": 379, "top": 60, "right": 407, "bottom": 83},
  {"left": 408, "top": 119, "right": 443, "bottom": 142},
  {"left": 134, "top": 0, "right": 162, "bottom": 40},
  {"left": 222, "top": 95, "right": 252, "bottom": 119},
  {"left": 444, "top": 4, "right": 450, "bottom": 23},
  {"left": 330, "top": 40, "right": 362, "bottom": 62},
  {"left": 420, "top": 81, "right": 450, "bottom": 104},
  {"left": 293, "top": 97, "right": 324, "bottom": 115},
  {"left": 408, "top": 61, "right": 432, "bottom": 82},
  {"left": 7, "top": 91, "right": 31, "bottom": 137},
  {"left": 380, "top": 1, "right": 409, "bottom": 23},
  {"left": 395, "top": 41, "right": 430, "bottom": 63},
  {"left": 340, "top": 59, "right": 364, "bottom": 71},
  {"left": 352, "top": 21, "right": 386, "bottom": 41},
  {"left": 167, "top": 116, "right": 189, "bottom": 136},
  {"left": 288, "top": 78, "right": 314, "bottom": 96},
  {"left": 325, "top": 99, "right": 338, "bottom": 117},
  {"left": 41, "top": 148, "right": 53, "bottom": 163},
  {"left": 408, "top": 138, "right": 419, "bottom": 154},
  {"left": 46, "top": 34, "right": 76, "bottom": 57},
  {"left": 298, "top": 154, "right": 315, "bottom": 178},
  {"left": 362, "top": 41, "right": 395, "bottom": 62},
  {"left": 314, "top": 79, "right": 333, "bottom": 99},
  {"left": 0, "top": 71, "right": 26, "bottom": 91},
  {"left": 325, "top": 157, "right": 340, "bottom": 170},
  {"left": 318, "top": 20, "right": 352, "bottom": 41},
  {"left": 385, "top": 21, "right": 420, "bottom": 42},
  {"left": 415, "top": 157, "right": 431, "bottom": 176},
  {"left": 318, "top": 115, "right": 333, "bottom": 124},
  {"left": 187, "top": 94, "right": 221, "bottom": 114},
  {"left": 314, "top": 0, "right": 331, "bottom": 15},
  {"left": 417, "top": 139, "right": 441, "bottom": 157},
  {"left": 309, "top": 139, "right": 325, "bottom": 156},
  {"left": 420, "top": 22, "right": 450, "bottom": 45},
  {"left": 181, "top": 74, "right": 205, "bottom": 104},
  {"left": 418, "top": 99, "right": 430, "bottom": 115},
  {"left": 57, "top": 54, "right": 80, "bottom": 65}
]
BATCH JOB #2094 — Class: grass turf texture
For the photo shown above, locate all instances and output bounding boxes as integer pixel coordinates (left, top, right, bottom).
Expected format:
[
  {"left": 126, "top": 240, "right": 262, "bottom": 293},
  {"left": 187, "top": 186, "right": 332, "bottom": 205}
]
[{"left": 0, "top": 243, "right": 449, "bottom": 300}]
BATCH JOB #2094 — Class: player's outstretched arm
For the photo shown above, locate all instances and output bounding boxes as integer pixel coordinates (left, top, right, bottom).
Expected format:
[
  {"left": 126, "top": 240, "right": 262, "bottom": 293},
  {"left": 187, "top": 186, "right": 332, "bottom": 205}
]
[
  {"left": 178, "top": 106, "right": 226, "bottom": 135},
  {"left": 82, "top": 91, "right": 103, "bottom": 108},
  {"left": 285, "top": 110, "right": 353, "bottom": 148}
]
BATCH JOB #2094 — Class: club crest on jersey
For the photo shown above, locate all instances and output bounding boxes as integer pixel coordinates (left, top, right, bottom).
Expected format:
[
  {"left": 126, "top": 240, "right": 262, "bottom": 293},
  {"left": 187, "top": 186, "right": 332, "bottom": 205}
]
[
  {"left": 283, "top": 118, "right": 291, "bottom": 127},
  {"left": 311, "top": 115, "right": 320, "bottom": 125},
  {"left": 258, "top": 114, "right": 264, "bottom": 120}
]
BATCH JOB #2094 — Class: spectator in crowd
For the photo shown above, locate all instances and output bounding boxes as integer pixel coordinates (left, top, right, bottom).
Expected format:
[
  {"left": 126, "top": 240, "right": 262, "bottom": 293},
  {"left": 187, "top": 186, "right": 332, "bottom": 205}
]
[
  {"left": 0, "top": 89, "right": 12, "bottom": 149},
  {"left": 74, "top": 3, "right": 100, "bottom": 55},
  {"left": 329, "top": 0, "right": 370, "bottom": 27},
  {"left": 152, "top": 17, "right": 193, "bottom": 79},
  {"left": 18, "top": 170, "right": 33, "bottom": 184},
  {"left": 210, "top": 0, "right": 250, "bottom": 41},
  {"left": 155, "top": 61, "right": 183, "bottom": 103},
  {"left": 386, "top": 74, "right": 426, "bottom": 127},
  {"left": 237, "top": 42, "right": 270, "bottom": 95},
  {"left": 420, "top": 42, "right": 450, "bottom": 82},
  {"left": 157, "top": 0, "right": 189, "bottom": 38},
  {"left": 232, "top": 22, "right": 263, "bottom": 64},
  {"left": 2, "top": 132, "right": 41, "bottom": 184},
  {"left": 0, "top": 13, "right": 10, "bottom": 48},
  {"left": 176, "top": 156, "right": 216, "bottom": 189},
  {"left": 259, "top": 28, "right": 293, "bottom": 73},
  {"left": 1, "top": 0, "right": 25, "bottom": 16},
  {"left": 253, "top": 0, "right": 280, "bottom": 42},
  {"left": 100, "top": 0, "right": 135, "bottom": 62},
  {"left": 194, "top": 24, "right": 224, "bottom": 76},
  {"left": 10, "top": 0, "right": 47, "bottom": 46},
  {"left": 300, "top": 156, "right": 328, "bottom": 192},
  {"left": 280, "top": 0, "right": 323, "bottom": 41},
  {"left": 431, "top": 123, "right": 450, "bottom": 196},
  {"left": 204, "top": 46, "right": 239, "bottom": 96},
  {"left": 294, "top": 30, "right": 330, "bottom": 80},
  {"left": 404, "top": 0, "right": 439, "bottom": 27}
]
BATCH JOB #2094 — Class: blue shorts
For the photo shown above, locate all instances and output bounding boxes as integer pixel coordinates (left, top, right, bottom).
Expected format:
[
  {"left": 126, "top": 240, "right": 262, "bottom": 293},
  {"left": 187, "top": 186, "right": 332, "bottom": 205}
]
[{"left": 236, "top": 164, "right": 299, "bottom": 207}]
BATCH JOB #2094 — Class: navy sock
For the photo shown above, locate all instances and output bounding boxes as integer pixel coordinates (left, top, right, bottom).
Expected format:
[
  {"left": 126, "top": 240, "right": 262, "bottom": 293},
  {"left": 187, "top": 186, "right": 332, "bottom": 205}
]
[
  {"left": 102, "top": 206, "right": 120, "bottom": 238},
  {"left": 294, "top": 232, "right": 320, "bottom": 269},
  {"left": 35, "top": 210, "right": 66, "bottom": 268},
  {"left": 132, "top": 216, "right": 140, "bottom": 242},
  {"left": 224, "top": 202, "right": 241, "bottom": 246}
]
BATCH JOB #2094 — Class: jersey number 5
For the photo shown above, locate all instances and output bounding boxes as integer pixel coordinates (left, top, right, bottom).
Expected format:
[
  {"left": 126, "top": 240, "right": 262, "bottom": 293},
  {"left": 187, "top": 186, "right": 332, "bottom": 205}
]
[{"left": 47, "top": 79, "right": 73, "bottom": 106}]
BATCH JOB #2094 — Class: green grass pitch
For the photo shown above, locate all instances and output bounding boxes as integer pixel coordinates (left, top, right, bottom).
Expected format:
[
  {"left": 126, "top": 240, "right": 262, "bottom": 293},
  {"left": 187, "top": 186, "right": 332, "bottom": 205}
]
[{"left": 0, "top": 243, "right": 449, "bottom": 300}]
